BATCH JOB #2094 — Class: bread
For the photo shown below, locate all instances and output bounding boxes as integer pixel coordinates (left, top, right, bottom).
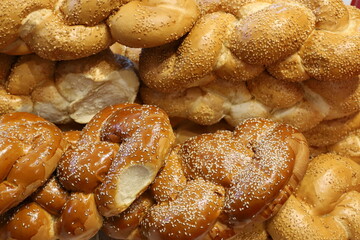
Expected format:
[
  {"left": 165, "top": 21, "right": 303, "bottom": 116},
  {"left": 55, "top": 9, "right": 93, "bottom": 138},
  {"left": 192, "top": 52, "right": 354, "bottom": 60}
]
[
  {"left": 0, "top": 112, "right": 66, "bottom": 215},
  {"left": 57, "top": 103, "right": 175, "bottom": 218},
  {"left": 267, "top": 153, "right": 360, "bottom": 240},
  {"left": 141, "top": 72, "right": 356, "bottom": 132},
  {"left": 0, "top": 50, "right": 139, "bottom": 124},
  {"left": 0, "top": 0, "right": 199, "bottom": 60},
  {"left": 303, "top": 111, "right": 360, "bottom": 147},
  {"left": 139, "top": 0, "right": 360, "bottom": 131},
  {"left": 1, "top": 104, "right": 175, "bottom": 239},
  {"left": 101, "top": 118, "right": 308, "bottom": 240},
  {"left": 1, "top": 176, "right": 103, "bottom": 240}
]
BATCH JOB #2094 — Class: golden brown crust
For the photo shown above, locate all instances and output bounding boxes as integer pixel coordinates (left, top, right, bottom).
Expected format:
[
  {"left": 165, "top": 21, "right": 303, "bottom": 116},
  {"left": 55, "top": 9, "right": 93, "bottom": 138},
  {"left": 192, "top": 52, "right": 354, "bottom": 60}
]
[
  {"left": 295, "top": 0, "right": 350, "bottom": 31},
  {"left": 6, "top": 54, "right": 55, "bottom": 95},
  {"left": 229, "top": 2, "right": 315, "bottom": 65},
  {"left": 108, "top": 0, "right": 200, "bottom": 48},
  {"left": 4, "top": 202, "right": 56, "bottom": 240},
  {"left": 0, "top": 112, "right": 66, "bottom": 215},
  {"left": 247, "top": 72, "right": 304, "bottom": 109},
  {"left": 139, "top": 0, "right": 360, "bottom": 131},
  {"left": 267, "top": 153, "right": 360, "bottom": 240},
  {"left": 1, "top": 0, "right": 198, "bottom": 60},
  {"left": 20, "top": 9, "right": 113, "bottom": 61},
  {"left": 57, "top": 193, "right": 103, "bottom": 240},
  {"left": 134, "top": 118, "right": 309, "bottom": 240},
  {"left": 329, "top": 129, "right": 360, "bottom": 163},
  {"left": 0, "top": 0, "right": 55, "bottom": 50},
  {"left": 140, "top": 12, "right": 236, "bottom": 92},
  {"left": 299, "top": 30, "right": 360, "bottom": 82},
  {"left": 304, "top": 111, "right": 360, "bottom": 147},
  {"left": 141, "top": 178, "right": 226, "bottom": 240},
  {"left": 1, "top": 128, "right": 103, "bottom": 240},
  {"left": 58, "top": 0, "right": 121, "bottom": 26},
  {"left": 57, "top": 103, "right": 175, "bottom": 218},
  {"left": 32, "top": 177, "right": 69, "bottom": 216},
  {"left": 102, "top": 192, "right": 154, "bottom": 240},
  {"left": 304, "top": 77, "right": 360, "bottom": 120}
]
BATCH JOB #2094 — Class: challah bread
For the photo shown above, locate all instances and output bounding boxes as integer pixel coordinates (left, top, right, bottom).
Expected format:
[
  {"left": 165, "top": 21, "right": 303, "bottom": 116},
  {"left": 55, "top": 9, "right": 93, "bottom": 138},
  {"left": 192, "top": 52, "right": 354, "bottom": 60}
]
[
  {"left": 266, "top": 153, "right": 360, "bottom": 240},
  {"left": 0, "top": 130, "right": 105, "bottom": 240},
  {"left": 0, "top": 112, "right": 66, "bottom": 215},
  {"left": 0, "top": 49, "right": 139, "bottom": 124},
  {"left": 139, "top": 0, "right": 360, "bottom": 130},
  {"left": 0, "top": 0, "right": 199, "bottom": 60},
  {"left": 141, "top": 71, "right": 358, "bottom": 132},
  {"left": 1, "top": 177, "right": 103, "bottom": 240},
  {"left": 57, "top": 103, "right": 175, "bottom": 218},
  {"left": 132, "top": 118, "right": 308, "bottom": 240}
]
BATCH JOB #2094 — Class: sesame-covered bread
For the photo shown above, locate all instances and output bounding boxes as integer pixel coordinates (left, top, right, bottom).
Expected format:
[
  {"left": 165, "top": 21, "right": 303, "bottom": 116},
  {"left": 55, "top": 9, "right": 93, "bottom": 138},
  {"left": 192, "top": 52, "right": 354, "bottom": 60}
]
[
  {"left": 0, "top": 112, "right": 66, "bottom": 215},
  {"left": 102, "top": 118, "right": 309, "bottom": 240},
  {"left": 57, "top": 103, "right": 175, "bottom": 218},
  {"left": 0, "top": 0, "right": 199, "bottom": 60},
  {"left": 139, "top": 0, "right": 360, "bottom": 132},
  {"left": 267, "top": 153, "right": 360, "bottom": 240}
]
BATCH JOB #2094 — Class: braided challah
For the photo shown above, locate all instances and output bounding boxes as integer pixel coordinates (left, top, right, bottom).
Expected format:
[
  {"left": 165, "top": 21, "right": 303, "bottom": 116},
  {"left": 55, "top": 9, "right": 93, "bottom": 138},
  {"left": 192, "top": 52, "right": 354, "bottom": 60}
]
[
  {"left": 0, "top": 104, "right": 175, "bottom": 239},
  {"left": 0, "top": 50, "right": 139, "bottom": 124},
  {"left": 102, "top": 118, "right": 309, "bottom": 240},
  {"left": 267, "top": 153, "right": 360, "bottom": 240},
  {"left": 139, "top": 0, "right": 360, "bottom": 132},
  {"left": 0, "top": 112, "right": 66, "bottom": 216},
  {"left": 0, "top": 0, "right": 199, "bottom": 60}
]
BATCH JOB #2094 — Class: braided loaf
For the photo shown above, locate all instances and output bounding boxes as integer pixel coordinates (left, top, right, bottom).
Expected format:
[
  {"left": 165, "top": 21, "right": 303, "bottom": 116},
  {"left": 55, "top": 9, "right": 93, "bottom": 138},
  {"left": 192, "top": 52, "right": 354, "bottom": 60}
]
[
  {"left": 0, "top": 0, "right": 199, "bottom": 60},
  {"left": 139, "top": 0, "right": 360, "bottom": 132},
  {"left": 0, "top": 50, "right": 139, "bottom": 124}
]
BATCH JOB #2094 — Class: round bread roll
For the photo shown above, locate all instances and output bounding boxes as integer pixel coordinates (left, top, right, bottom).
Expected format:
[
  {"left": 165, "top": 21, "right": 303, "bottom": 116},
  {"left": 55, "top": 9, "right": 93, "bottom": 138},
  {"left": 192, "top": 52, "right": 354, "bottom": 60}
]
[
  {"left": 267, "top": 153, "right": 360, "bottom": 240},
  {"left": 0, "top": 112, "right": 66, "bottom": 215}
]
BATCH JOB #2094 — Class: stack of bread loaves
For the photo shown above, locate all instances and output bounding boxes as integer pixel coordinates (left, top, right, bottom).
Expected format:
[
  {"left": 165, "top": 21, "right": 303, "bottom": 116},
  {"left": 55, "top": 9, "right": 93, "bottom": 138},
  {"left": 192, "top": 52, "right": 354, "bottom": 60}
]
[
  {"left": 0, "top": 0, "right": 359, "bottom": 239},
  {"left": 0, "top": 0, "right": 199, "bottom": 60},
  {"left": 0, "top": 107, "right": 311, "bottom": 240},
  {"left": 140, "top": 0, "right": 360, "bottom": 149},
  {"left": 0, "top": 104, "right": 176, "bottom": 240}
]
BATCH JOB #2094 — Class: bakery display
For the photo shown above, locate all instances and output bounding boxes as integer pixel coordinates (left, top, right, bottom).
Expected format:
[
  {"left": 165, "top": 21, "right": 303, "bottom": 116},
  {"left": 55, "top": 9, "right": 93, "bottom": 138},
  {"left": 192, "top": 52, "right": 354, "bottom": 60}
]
[
  {"left": 0, "top": 50, "right": 139, "bottom": 124},
  {"left": 0, "top": 0, "right": 359, "bottom": 239}
]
